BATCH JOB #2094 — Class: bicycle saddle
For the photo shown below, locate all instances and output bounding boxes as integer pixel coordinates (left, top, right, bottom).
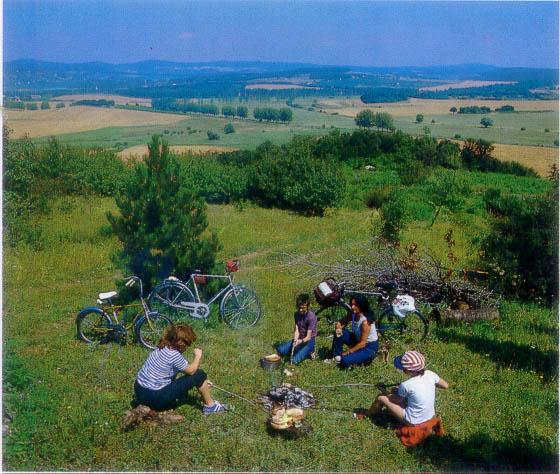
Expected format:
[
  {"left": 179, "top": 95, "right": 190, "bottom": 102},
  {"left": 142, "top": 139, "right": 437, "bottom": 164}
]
[{"left": 375, "top": 282, "right": 396, "bottom": 291}]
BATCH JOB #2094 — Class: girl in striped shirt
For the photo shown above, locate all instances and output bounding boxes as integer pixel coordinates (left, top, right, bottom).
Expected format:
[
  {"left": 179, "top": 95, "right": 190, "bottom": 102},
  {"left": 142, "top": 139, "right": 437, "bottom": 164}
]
[{"left": 135, "top": 324, "right": 225, "bottom": 414}]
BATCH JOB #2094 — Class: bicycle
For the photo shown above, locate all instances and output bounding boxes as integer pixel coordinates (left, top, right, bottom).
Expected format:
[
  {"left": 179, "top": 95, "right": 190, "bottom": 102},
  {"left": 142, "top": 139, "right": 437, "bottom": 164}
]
[
  {"left": 314, "top": 278, "right": 429, "bottom": 345},
  {"left": 148, "top": 260, "right": 261, "bottom": 329},
  {"left": 76, "top": 276, "right": 173, "bottom": 350}
]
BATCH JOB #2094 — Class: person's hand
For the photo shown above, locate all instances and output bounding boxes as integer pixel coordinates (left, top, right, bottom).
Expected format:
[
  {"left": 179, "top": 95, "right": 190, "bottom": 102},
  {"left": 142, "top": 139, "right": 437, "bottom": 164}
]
[
  {"left": 193, "top": 348, "right": 202, "bottom": 358},
  {"left": 206, "top": 379, "right": 213, "bottom": 387},
  {"left": 342, "top": 351, "right": 348, "bottom": 356},
  {"left": 335, "top": 321, "right": 342, "bottom": 330},
  {"left": 294, "top": 339, "right": 302, "bottom": 347}
]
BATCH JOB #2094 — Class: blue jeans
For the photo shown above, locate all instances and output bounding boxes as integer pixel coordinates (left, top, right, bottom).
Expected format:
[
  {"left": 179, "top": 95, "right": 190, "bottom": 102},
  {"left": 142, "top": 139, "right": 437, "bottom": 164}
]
[
  {"left": 134, "top": 369, "right": 207, "bottom": 411},
  {"left": 277, "top": 338, "right": 315, "bottom": 365},
  {"left": 331, "top": 329, "right": 378, "bottom": 369}
]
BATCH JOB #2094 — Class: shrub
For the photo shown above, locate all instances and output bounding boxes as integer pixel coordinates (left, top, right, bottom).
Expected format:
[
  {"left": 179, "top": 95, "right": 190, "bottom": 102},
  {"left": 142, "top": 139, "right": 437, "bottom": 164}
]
[
  {"left": 26, "top": 103, "right": 38, "bottom": 110},
  {"left": 40, "top": 101, "right": 50, "bottom": 110},
  {"left": 479, "top": 188, "right": 558, "bottom": 304},
  {"left": 248, "top": 137, "right": 345, "bottom": 215},
  {"left": 55, "top": 102, "right": 65, "bottom": 109},
  {"left": 207, "top": 130, "right": 220, "bottom": 140},
  {"left": 224, "top": 123, "right": 235, "bottom": 134},
  {"left": 379, "top": 190, "right": 408, "bottom": 243},
  {"left": 365, "top": 185, "right": 393, "bottom": 209}
]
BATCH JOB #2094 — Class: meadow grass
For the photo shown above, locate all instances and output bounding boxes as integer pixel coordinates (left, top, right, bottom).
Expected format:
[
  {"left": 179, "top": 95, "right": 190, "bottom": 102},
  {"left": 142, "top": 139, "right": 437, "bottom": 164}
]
[{"left": 3, "top": 196, "right": 557, "bottom": 471}]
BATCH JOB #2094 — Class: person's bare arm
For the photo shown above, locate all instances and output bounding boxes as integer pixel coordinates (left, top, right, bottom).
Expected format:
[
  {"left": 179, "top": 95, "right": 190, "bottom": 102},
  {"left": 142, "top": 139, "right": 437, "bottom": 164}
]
[
  {"left": 436, "top": 377, "right": 449, "bottom": 389},
  {"left": 185, "top": 348, "right": 202, "bottom": 375},
  {"left": 342, "top": 320, "right": 370, "bottom": 355}
]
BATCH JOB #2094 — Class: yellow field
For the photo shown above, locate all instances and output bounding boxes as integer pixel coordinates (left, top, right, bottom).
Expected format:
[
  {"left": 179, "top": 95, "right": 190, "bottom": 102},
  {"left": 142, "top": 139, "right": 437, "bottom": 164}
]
[
  {"left": 4, "top": 106, "right": 185, "bottom": 138},
  {"left": 319, "top": 98, "right": 559, "bottom": 117},
  {"left": 492, "top": 143, "right": 559, "bottom": 177},
  {"left": 419, "top": 80, "right": 514, "bottom": 92},
  {"left": 118, "top": 144, "right": 238, "bottom": 160},
  {"left": 53, "top": 94, "right": 152, "bottom": 106}
]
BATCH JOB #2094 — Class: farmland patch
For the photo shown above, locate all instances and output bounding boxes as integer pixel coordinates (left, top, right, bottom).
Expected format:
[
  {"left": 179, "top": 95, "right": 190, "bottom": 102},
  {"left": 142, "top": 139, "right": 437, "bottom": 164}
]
[
  {"left": 491, "top": 143, "right": 559, "bottom": 177},
  {"left": 4, "top": 106, "right": 185, "bottom": 138}
]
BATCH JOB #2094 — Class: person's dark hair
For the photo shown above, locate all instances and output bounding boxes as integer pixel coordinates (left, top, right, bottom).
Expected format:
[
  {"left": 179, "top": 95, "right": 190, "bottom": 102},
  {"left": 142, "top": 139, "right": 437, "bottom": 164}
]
[
  {"left": 351, "top": 294, "right": 375, "bottom": 324},
  {"left": 296, "top": 293, "right": 310, "bottom": 308},
  {"left": 158, "top": 324, "right": 196, "bottom": 350}
]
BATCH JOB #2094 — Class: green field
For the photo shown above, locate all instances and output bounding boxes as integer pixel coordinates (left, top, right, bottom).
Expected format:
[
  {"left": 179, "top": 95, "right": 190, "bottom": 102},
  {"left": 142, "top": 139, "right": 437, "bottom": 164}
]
[
  {"left": 3, "top": 193, "right": 557, "bottom": 471},
  {"left": 27, "top": 97, "right": 558, "bottom": 150}
]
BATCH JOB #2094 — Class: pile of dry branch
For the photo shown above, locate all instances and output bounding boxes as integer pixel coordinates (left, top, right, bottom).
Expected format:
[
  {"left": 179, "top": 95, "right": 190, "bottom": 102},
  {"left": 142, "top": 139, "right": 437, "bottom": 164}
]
[{"left": 279, "top": 237, "right": 498, "bottom": 310}]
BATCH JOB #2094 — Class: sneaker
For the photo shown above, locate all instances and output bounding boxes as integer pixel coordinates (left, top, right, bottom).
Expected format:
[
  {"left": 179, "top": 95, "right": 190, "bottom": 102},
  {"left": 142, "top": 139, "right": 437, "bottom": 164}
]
[
  {"left": 203, "top": 401, "right": 227, "bottom": 414},
  {"left": 334, "top": 355, "right": 341, "bottom": 363},
  {"left": 310, "top": 351, "right": 317, "bottom": 360},
  {"left": 323, "top": 358, "right": 334, "bottom": 364}
]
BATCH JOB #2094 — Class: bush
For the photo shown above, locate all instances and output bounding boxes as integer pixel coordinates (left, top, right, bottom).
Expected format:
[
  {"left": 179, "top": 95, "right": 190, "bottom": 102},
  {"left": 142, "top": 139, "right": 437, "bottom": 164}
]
[
  {"left": 41, "top": 101, "right": 50, "bottom": 110},
  {"left": 365, "top": 185, "right": 393, "bottom": 209},
  {"left": 479, "top": 188, "right": 558, "bottom": 304},
  {"left": 207, "top": 130, "right": 220, "bottom": 140},
  {"left": 379, "top": 190, "right": 408, "bottom": 243},
  {"left": 55, "top": 102, "right": 65, "bottom": 109},
  {"left": 248, "top": 137, "right": 345, "bottom": 215},
  {"left": 224, "top": 124, "right": 235, "bottom": 134}
]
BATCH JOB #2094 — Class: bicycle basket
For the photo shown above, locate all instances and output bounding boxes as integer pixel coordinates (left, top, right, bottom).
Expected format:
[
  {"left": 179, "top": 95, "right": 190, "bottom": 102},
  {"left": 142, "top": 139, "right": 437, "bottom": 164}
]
[
  {"left": 314, "top": 279, "right": 340, "bottom": 307},
  {"left": 392, "top": 295, "right": 416, "bottom": 319},
  {"left": 194, "top": 275, "right": 207, "bottom": 284},
  {"left": 226, "top": 260, "right": 240, "bottom": 273}
]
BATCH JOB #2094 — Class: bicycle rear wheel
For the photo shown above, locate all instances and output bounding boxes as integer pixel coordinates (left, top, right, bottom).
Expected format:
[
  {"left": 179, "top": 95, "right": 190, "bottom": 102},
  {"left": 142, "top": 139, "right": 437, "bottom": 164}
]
[
  {"left": 399, "top": 310, "right": 428, "bottom": 345},
  {"left": 220, "top": 286, "right": 261, "bottom": 329},
  {"left": 135, "top": 312, "right": 173, "bottom": 349},
  {"left": 148, "top": 280, "right": 195, "bottom": 322},
  {"left": 315, "top": 304, "right": 348, "bottom": 335},
  {"left": 76, "top": 308, "right": 112, "bottom": 344},
  {"left": 376, "top": 307, "right": 400, "bottom": 342}
]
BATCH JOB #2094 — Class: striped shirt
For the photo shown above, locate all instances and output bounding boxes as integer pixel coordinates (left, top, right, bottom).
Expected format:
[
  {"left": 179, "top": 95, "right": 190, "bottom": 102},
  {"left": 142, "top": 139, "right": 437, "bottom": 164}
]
[{"left": 136, "top": 346, "right": 188, "bottom": 390}]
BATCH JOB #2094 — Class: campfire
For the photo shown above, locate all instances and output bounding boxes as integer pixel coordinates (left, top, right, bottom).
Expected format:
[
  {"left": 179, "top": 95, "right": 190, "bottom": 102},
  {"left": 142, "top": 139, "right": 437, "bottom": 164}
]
[{"left": 258, "top": 383, "right": 316, "bottom": 411}]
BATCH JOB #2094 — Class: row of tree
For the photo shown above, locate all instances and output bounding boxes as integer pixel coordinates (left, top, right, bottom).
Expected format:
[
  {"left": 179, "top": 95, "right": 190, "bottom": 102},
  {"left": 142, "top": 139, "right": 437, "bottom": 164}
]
[
  {"left": 354, "top": 110, "right": 395, "bottom": 132},
  {"left": 252, "top": 107, "right": 293, "bottom": 122}
]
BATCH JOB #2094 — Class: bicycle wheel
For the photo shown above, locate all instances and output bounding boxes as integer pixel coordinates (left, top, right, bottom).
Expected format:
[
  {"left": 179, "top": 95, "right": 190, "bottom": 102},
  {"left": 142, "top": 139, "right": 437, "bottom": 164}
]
[
  {"left": 148, "top": 280, "right": 195, "bottom": 322},
  {"left": 315, "top": 304, "right": 348, "bottom": 334},
  {"left": 399, "top": 310, "right": 428, "bottom": 345},
  {"left": 220, "top": 286, "right": 261, "bottom": 329},
  {"left": 76, "top": 308, "right": 112, "bottom": 343},
  {"left": 135, "top": 312, "right": 173, "bottom": 349},
  {"left": 376, "top": 307, "right": 401, "bottom": 342}
]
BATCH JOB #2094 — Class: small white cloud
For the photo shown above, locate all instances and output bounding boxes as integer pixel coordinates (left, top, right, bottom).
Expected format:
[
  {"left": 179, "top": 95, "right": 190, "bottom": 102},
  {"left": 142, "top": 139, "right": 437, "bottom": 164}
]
[{"left": 178, "top": 32, "right": 193, "bottom": 40}]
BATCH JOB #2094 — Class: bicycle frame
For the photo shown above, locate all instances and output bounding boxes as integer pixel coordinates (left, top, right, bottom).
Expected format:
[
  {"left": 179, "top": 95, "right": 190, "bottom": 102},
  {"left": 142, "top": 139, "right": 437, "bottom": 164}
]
[{"left": 186, "top": 272, "right": 235, "bottom": 307}]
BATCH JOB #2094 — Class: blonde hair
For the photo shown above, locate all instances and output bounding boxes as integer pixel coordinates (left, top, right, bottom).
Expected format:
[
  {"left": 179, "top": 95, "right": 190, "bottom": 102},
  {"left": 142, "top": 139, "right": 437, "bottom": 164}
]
[{"left": 157, "top": 324, "right": 196, "bottom": 350}]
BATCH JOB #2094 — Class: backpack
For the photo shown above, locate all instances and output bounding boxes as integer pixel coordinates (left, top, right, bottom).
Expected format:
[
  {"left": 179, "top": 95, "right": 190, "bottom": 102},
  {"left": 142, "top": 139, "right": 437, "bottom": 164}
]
[{"left": 314, "top": 279, "right": 340, "bottom": 307}]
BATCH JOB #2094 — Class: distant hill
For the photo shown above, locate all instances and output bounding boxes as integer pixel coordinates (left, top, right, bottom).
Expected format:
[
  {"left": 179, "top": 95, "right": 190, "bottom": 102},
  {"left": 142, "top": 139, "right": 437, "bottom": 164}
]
[{"left": 4, "top": 59, "right": 558, "bottom": 101}]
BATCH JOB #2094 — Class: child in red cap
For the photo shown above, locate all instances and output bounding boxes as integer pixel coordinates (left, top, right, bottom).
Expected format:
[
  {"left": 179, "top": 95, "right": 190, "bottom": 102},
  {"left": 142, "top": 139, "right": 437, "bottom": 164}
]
[{"left": 367, "top": 350, "right": 449, "bottom": 425}]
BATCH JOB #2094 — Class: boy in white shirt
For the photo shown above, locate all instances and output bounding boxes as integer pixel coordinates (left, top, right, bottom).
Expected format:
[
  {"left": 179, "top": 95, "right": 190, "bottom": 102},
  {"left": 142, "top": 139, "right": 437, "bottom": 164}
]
[{"left": 368, "top": 350, "right": 448, "bottom": 425}]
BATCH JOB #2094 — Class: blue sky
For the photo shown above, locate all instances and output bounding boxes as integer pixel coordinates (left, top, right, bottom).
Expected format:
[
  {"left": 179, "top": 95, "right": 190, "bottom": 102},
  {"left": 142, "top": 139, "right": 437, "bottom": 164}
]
[{"left": 3, "top": 1, "right": 559, "bottom": 68}]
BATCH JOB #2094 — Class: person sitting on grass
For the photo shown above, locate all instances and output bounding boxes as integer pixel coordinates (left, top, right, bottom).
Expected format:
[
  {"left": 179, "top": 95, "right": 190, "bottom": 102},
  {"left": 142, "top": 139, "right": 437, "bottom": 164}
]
[
  {"left": 324, "top": 294, "right": 378, "bottom": 369},
  {"left": 134, "top": 323, "right": 226, "bottom": 414},
  {"left": 367, "top": 350, "right": 449, "bottom": 425},
  {"left": 276, "top": 294, "right": 317, "bottom": 365}
]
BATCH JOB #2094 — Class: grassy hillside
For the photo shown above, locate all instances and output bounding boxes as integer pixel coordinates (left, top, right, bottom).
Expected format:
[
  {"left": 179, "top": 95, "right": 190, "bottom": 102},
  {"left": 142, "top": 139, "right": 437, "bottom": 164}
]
[{"left": 3, "top": 195, "right": 557, "bottom": 471}]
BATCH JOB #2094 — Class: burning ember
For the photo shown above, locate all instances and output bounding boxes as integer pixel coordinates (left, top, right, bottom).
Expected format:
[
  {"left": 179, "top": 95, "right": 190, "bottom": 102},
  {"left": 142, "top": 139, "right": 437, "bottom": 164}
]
[{"left": 258, "top": 383, "right": 316, "bottom": 411}]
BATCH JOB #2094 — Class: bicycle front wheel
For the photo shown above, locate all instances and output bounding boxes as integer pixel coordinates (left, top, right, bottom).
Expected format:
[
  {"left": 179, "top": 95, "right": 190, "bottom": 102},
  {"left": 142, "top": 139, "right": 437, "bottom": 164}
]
[
  {"left": 135, "top": 312, "right": 173, "bottom": 349},
  {"left": 76, "top": 308, "right": 113, "bottom": 344},
  {"left": 316, "top": 304, "right": 347, "bottom": 335},
  {"left": 220, "top": 286, "right": 261, "bottom": 329},
  {"left": 400, "top": 310, "right": 428, "bottom": 345},
  {"left": 148, "top": 280, "right": 195, "bottom": 322}
]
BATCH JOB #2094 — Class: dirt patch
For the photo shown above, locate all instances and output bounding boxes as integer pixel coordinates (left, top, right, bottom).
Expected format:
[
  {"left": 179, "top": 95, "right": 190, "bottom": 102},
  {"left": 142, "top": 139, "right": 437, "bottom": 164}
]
[
  {"left": 491, "top": 143, "right": 558, "bottom": 178},
  {"left": 419, "top": 80, "right": 515, "bottom": 92},
  {"left": 320, "top": 98, "right": 559, "bottom": 117},
  {"left": 118, "top": 144, "right": 237, "bottom": 160},
  {"left": 4, "top": 106, "right": 184, "bottom": 138},
  {"left": 53, "top": 94, "right": 152, "bottom": 106}
]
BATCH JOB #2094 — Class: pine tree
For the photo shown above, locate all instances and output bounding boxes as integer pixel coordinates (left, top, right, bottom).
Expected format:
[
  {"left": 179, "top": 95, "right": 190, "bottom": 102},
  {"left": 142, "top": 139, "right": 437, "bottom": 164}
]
[{"left": 107, "top": 135, "right": 220, "bottom": 293}]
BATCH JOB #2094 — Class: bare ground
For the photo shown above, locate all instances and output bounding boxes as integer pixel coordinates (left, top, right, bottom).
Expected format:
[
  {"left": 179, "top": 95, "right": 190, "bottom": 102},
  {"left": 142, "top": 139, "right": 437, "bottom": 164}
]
[
  {"left": 319, "top": 98, "right": 559, "bottom": 117},
  {"left": 4, "top": 106, "right": 185, "bottom": 138},
  {"left": 118, "top": 144, "right": 238, "bottom": 160}
]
